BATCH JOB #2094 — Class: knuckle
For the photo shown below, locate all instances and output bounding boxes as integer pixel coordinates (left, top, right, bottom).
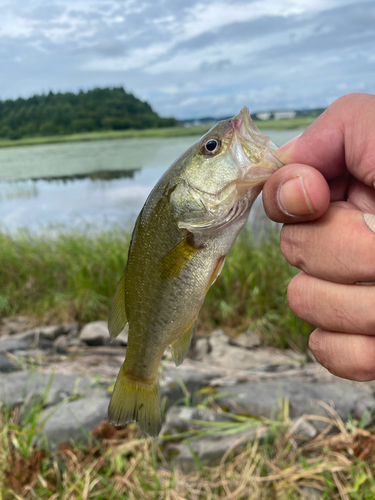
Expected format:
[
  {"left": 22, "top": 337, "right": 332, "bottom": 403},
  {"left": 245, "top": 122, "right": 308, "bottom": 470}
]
[
  {"left": 280, "top": 224, "right": 308, "bottom": 271},
  {"left": 287, "top": 273, "right": 308, "bottom": 318},
  {"left": 308, "top": 330, "right": 324, "bottom": 359},
  {"left": 280, "top": 225, "right": 298, "bottom": 265}
]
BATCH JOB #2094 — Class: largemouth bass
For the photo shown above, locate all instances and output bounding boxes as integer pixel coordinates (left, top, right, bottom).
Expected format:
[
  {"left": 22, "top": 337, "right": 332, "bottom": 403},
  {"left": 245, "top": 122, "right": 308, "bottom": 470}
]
[{"left": 108, "top": 107, "right": 282, "bottom": 436}]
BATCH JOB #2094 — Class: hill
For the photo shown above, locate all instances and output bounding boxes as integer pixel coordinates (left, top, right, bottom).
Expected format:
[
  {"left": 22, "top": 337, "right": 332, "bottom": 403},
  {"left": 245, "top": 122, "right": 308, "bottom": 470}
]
[{"left": 0, "top": 87, "right": 179, "bottom": 140}]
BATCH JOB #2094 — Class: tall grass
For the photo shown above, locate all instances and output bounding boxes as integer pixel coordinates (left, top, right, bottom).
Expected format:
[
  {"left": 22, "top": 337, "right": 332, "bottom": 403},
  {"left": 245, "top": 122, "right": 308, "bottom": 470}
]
[{"left": 0, "top": 225, "right": 312, "bottom": 349}]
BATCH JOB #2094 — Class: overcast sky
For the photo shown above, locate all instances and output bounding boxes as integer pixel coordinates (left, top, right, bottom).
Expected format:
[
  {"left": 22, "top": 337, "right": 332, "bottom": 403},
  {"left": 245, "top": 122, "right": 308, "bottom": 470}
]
[{"left": 0, "top": 0, "right": 374, "bottom": 119}]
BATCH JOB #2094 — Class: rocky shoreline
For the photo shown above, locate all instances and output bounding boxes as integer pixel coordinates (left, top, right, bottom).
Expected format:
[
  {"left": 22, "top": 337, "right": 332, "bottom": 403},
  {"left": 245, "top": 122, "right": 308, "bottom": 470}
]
[{"left": 1, "top": 317, "right": 374, "bottom": 472}]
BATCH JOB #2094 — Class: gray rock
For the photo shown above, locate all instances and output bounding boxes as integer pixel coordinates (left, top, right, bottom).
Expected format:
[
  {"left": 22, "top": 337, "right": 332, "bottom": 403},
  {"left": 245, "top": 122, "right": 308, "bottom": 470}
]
[
  {"left": 229, "top": 331, "right": 262, "bottom": 349},
  {"left": 79, "top": 321, "right": 128, "bottom": 346},
  {"left": 0, "top": 316, "right": 35, "bottom": 337},
  {"left": 188, "top": 337, "right": 210, "bottom": 361},
  {"left": 0, "top": 332, "right": 67, "bottom": 354},
  {"left": 161, "top": 425, "right": 264, "bottom": 473},
  {"left": 161, "top": 367, "right": 219, "bottom": 407},
  {"left": 0, "top": 371, "right": 95, "bottom": 407},
  {"left": 35, "top": 396, "right": 110, "bottom": 449},
  {"left": 55, "top": 335, "right": 85, "bottom": 349},
  {"left": 216, "top": 380, "right": 375, "bottom": 430},
  {"left": 289, "top": 419, "right": 318, "bottom": 440},
  {"left": 115, "top": 325, "right": 129, "bottom": 346},
  {"left": 203, "top": 330, "right": 305, "bottom": 371},
  {"left": 160, "top": 406, "right": 233, "bottom": 436},
  {"left": 0, "top": 337, "right": 37, "bottom": 353},
  {"left": 0, "top": 352, "right": 18, "bottom": 372},
  {"left": 301, "top": 486, "right": 324, "bottom": 499}
]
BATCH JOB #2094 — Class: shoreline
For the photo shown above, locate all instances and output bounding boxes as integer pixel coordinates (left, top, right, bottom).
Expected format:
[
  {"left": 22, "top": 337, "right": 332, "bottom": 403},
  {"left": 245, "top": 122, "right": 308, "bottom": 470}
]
[{"left": 0, "top": 117, "right": 315, "bottom": 149}]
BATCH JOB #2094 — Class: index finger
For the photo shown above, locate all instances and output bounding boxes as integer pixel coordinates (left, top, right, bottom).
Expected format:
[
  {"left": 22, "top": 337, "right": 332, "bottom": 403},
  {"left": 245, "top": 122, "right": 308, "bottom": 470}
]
[{"left": 277, "top": 93, "right": 375, "bottom": 185}]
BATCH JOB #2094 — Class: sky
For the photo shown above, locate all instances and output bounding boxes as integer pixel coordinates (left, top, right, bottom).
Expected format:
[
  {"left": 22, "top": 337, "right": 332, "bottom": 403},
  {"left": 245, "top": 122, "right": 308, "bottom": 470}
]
[{"left": 0, "top": 0, "right": 374, "bottom": 119}]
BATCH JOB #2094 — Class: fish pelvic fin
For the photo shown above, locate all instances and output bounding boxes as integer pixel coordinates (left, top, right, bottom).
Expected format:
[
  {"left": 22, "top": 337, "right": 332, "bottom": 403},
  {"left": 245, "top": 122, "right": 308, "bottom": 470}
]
[
  {"left": 108, "top": 269, "right": 128, "bottom": 340},
  {"left": 108, "top": 368, "right": 162, "bottom": 437},
  {"left": 170, "top": 321, "right": 195, "bottom": 368}
]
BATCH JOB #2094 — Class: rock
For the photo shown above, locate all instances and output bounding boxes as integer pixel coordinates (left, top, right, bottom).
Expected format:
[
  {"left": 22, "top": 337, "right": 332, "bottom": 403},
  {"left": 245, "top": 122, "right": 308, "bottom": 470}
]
[
  {"left": 188, "top": 337, "right": 210, "bottom": 361},
  {"left": 80, "top": 321, "right": 109, "bottom": 346},
  {"left": 0, "top": 331, "right": 67, "bottom": 354},
  {"left": 161, "top": 367, "right": 219, "bottom": 407},
  {"left": 0, "top": 371, "right": 95, "bottom": 407},
  {"left": 229, "top": 331, "right": 262, "bottom": 349},
  {"left": 159, "top": 406, "right": 265, "bottom": 473},
  {"left": 35, "top": 397, "right": 110, "bottom": 449},
  {"left": 301, "top": 486, "right": 324, "bottom": 499},
  {"left": 160, "top": 406, "right": 233, "bottom": 436},
  {"left": 115, "top": 325, "right": 129, "bottom": 346},
  {"left": 202, "top": 329, "right": 305, "bottom": 371},
  {"left": 0, "top": 337, "right": 35, "bottom": 353},
  {"left": 0, "top": 316, "right": 35, "bottom": 337},
  {"left": 0, "top": 352, "right": 18, "bottom": 372},
  {"left": 289, "top": 419, "right": 318, "bottom": 440},
  {"left": 55, "top": 335, "right": 86, "bottom": 349},
  {"left": 216, "top": 380, "right": 375, "bottom": 431},
  {"left": 79, "top": 321, "right": 129, "bottom": 346}
]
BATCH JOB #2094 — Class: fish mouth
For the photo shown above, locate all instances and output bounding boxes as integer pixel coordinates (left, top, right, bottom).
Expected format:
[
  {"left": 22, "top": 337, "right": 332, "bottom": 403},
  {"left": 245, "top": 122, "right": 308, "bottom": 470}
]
[
  {"left": 233, "top": 106, "right": 279, "bottom": 153},
  {"left": 230, "top": 106, "right": 282, "bottom": 182}
]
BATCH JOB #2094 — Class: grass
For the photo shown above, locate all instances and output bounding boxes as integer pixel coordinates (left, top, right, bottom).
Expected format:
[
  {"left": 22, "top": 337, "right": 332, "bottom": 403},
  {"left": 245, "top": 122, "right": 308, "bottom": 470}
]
[
  {"left": 0, "top": 117, "right": 316, "bottom": 149},
  {"left": 0, "top": 224, "right": 312, "bottom": 350},
  {"left": 2, "top": 394, "right": 375, "bottom": 499}
]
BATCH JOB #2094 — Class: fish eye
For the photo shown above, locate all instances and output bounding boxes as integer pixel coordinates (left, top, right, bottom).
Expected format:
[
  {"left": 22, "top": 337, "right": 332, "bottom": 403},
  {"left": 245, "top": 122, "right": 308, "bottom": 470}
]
[{"left": 200, "top": 137, "right": 221, "bottom": 156}]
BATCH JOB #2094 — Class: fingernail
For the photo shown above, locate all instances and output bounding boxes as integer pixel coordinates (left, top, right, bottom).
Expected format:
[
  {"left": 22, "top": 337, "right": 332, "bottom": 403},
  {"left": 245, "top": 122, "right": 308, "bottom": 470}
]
[
  {"left": 364, "top": 213, "right": 375, "bottom": 233},
  {"left": 278, "top": 176, "right": 315, "bottom": 216}
]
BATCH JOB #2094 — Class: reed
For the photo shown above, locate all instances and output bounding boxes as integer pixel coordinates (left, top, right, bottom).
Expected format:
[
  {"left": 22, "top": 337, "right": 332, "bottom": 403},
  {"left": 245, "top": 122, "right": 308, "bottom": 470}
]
[{"left": 0, "top": 224, "right": 312, "bottom": 349}]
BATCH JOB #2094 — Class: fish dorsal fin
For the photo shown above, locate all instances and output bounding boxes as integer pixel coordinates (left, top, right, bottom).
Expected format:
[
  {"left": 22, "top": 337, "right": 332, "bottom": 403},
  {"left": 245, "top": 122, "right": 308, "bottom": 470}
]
[
  {"left": 108, "top": 269, "right": 128, "bottom": 340},
  {"left": 158, "top": 233, "right": 201, "bottom": 281},
  {"left": 170, "top": 322, "right": 195, "bottom": 368}
]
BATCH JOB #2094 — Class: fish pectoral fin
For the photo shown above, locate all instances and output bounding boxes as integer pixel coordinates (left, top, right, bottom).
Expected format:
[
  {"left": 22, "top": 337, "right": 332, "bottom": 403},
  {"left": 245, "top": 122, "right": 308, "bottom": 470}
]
[
  {"left": 170, "top": 322, "right": 195, "bottom": 368},
  {"left": 158, "top": 233, "right": 201, "bottom": 281},
  {"left": 108, "top": 366, "right": 162, "bottom": 437},
  {"left": 108, "top": 269, "right": 128, "bottom": 340}
]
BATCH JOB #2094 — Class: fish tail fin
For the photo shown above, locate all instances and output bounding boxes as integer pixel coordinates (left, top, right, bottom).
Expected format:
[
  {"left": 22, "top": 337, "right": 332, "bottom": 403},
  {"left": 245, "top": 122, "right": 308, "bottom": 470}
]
[{"left": 108, "top": 366, "right": 162, "bottom": 437}]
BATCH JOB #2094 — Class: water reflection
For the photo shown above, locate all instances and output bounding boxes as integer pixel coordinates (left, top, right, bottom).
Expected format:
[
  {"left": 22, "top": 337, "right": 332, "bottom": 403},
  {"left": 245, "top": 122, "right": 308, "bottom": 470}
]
[
  {"left": 28, "top": 168, "right": 139, "bottom": 184},
  {"left": 0, "top": 130, "right": 303, "bottom": 231},
  {"left": 0, "top": 183, "right": 38, "bottom": 202}
]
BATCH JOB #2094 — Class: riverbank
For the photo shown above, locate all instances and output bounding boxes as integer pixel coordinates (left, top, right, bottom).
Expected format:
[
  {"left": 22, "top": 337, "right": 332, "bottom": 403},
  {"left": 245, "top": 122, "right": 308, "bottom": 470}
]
[{"left": 0, "top": 117, "right": 315, "bottom": 149}]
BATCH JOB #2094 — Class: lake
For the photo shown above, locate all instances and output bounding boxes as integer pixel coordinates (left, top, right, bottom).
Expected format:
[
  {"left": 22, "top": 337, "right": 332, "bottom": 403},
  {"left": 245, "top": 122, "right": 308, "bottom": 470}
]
[{"left": 0, "top": 129, "right": 302, "bottom": 232}]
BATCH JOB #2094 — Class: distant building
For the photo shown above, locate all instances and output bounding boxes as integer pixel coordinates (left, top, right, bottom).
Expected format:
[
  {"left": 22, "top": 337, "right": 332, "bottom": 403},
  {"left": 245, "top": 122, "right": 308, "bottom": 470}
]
[
  {"left": 255, "top": 112, "right": 272, "bottom": 120},
  {"left": 273, "top": 111, "right": 296, "bottom": 120}
]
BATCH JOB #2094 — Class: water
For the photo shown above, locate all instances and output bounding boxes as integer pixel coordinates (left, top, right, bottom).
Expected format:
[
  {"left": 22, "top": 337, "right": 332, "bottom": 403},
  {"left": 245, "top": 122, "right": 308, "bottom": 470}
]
[{"left": 0, "top": 130, "right": 302, "bottom": 232}]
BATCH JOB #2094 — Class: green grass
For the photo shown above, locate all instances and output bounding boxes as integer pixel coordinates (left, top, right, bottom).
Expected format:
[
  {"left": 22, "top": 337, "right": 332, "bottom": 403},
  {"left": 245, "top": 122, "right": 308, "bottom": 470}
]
[
  {"left": 0, "top": 225, "right": 312, "bottom": 350},
  {"left": 0, "top": 117, "right": 316, "bottom": 149}
]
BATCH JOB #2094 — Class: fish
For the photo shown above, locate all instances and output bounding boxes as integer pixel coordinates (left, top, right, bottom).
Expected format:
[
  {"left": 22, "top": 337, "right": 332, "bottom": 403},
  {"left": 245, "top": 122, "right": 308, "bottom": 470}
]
[{"left": 107, "top": 107, "right": 283, "bottom": 436}]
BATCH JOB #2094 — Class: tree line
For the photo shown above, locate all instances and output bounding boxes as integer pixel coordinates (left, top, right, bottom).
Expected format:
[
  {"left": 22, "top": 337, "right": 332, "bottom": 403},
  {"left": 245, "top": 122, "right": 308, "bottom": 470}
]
[{"left": 0, "top": 87, "right": 179, "bottom": 140}]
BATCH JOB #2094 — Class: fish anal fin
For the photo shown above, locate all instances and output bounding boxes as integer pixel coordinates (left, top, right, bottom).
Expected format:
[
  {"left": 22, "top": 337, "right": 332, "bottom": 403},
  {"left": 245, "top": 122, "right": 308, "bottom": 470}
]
[
  {"left": 108, "top": 366, "right": 162, "bottom": 437},
  {"left": 170, "top": 321, "right": 195, "bottom": 368},
  {"left": 204, "top": 255, "right": 226, "bottom": 295},
  {"left": 108, "top": 270, "right": 128, "bottom": 340},
  {"left": 158, "top": 234, "right": 201, "bottom": 281}
]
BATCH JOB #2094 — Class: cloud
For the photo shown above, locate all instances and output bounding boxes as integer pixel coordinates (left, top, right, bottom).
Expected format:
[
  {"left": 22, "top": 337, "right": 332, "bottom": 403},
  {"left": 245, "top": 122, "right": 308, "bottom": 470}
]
[{"left": 0, "top": 0, "right": 374, "bottom": 118}]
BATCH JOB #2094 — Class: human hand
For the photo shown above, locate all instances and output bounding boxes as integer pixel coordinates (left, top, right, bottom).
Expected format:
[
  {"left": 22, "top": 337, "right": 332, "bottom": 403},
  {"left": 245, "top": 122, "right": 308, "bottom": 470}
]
[{"left": 262, "top": 93, "right": 375, "bottom": 381}]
